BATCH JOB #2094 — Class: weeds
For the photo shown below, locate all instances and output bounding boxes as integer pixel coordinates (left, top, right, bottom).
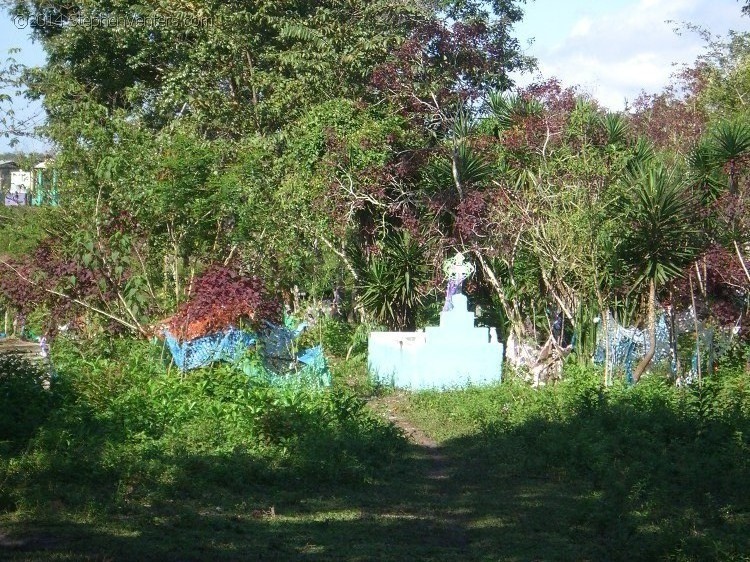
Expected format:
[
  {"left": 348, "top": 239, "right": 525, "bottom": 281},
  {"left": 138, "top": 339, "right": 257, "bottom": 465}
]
[
  {"left": 1, "top": 341, "right": 748, "bottom": 560},
  {"left": 0, "top": 337, "right": 405, "bottom": 516},
  {"left": 401, "top": 365, "right": 750, "bottom": 560}
]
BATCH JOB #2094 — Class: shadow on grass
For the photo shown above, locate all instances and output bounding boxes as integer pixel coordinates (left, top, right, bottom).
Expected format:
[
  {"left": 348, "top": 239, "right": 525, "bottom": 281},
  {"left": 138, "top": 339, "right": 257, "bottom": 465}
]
[
  {"left": 438, "top": 392, "right": 750, "bottom": 561},
  {"left": 2, "top": 380, "right": 750, "bottom": 561}
]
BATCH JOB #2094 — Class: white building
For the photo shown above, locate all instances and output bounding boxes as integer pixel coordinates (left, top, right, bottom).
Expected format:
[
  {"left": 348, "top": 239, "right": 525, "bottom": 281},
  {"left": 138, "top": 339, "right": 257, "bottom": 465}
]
[{"left": 10, "top": 170, "right": 31, "bottom": 194}]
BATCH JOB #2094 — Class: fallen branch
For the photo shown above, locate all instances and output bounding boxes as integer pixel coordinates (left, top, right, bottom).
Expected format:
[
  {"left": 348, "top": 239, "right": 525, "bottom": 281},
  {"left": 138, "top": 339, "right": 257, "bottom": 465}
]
[
  {"left": 0, "top": 258, "right": 144, "bottom": 335},
  {"left": 734, "top": 240, "right": 750, "bottom": 284}
]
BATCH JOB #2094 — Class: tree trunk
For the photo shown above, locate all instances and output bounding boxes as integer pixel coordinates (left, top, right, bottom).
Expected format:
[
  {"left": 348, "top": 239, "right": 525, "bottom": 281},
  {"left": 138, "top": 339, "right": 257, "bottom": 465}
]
[
  {"left": 632, "top": 278, "right": 656, "bottom": 382},
  {"left": 690, "top": 274, "right": 702, "bottom": 385},
  {"left": 602, "top": 309, "right": 611, "bottom": 386},
  {"left": 473, "top": 251, "right": 525, "bottom": 340}
]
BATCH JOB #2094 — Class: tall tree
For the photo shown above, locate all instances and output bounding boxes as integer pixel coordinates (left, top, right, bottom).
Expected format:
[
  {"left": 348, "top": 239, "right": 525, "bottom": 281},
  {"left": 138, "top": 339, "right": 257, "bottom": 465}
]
[
  {"left": 10, "top": 0, "right": 426, "bottom": 141},
  {"left": 617, "top": 164, "right": 701, "bottom": 381}
]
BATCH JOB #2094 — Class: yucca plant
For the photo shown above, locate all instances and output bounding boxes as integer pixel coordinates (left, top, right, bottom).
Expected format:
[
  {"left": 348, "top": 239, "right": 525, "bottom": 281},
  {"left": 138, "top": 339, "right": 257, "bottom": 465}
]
[
  {"left": 600, "top": 112, "right": 629, "bottom": 147},
  {"left": 356, "top": 231, "right": 430, "bottom": 330},
  {"left": 422, "top": 143, "right": 493, "bottom": 199},
  {"left": 485, "top": 91, "right": 542, "bottom": 136},
  {"left": 688, "top": 140, "right": 725, "bottom": 203},
  {"left": 710, "top": 119, "right": 750, "bottom": 194},
  {"left": 625, "top": 137, "right": 656, "bottom": 176},
  {"left": 452, "top": 143, "right": 494, "bottom": 187},
  {"left": 486, "top": 91, "right": 516, "bottom": 132},
  {"left": 617, "top": 164, "right": 702, "bottom": 381}
]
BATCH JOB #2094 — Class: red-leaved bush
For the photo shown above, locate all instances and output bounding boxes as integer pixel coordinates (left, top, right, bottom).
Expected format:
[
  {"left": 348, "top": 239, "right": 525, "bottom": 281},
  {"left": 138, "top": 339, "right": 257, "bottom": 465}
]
[
  {"left": 0, "top": 242, "right": 104, "bottom": 333},
  {"left": 167, "top": 265, "right": 280, "bottom": 341}
]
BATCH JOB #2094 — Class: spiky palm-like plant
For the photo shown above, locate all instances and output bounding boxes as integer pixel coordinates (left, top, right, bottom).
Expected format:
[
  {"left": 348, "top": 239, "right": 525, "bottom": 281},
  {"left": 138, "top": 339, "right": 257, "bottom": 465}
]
[
  {"left": 421, "top": 105, "right": 494, "bottom": 200},
  {"left": 356, "top": 231, "right": 430, "bottom": 330},
  {"left": 625, "top": 137, "right": 656, "bottom": 176},
  {"left": 711, "top": 120, "right": 750, "bottom": 194},
  {"left": 688, "top": 140, "right": 725, "bottom": 203},
  {"left": 601, "top": 112, "right": 629, "bottom": 147},
  {"left": 485, "top": 91, "right": 542, "bottom": 136},
  {"left": 618, "top": 164, "right": 701, "bottom": 381}
]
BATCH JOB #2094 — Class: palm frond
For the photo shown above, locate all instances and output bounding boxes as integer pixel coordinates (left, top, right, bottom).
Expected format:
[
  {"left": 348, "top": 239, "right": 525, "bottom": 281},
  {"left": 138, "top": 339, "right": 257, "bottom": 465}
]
[
  {"left": 687, "top": 141, "right": 725, "bottom": 202},
  {"left": 625, "top": 137, "right": 655, "bottom": 176},
  {"left": 711, "top": 119, "right": 750, "bottom": 163},
  {"left": 454, "top": 143, "right": 493, "bottom": 186},
  {"left": 617, "top": 164, "right": 702, "bottom": 290},
  {"left": 486, "top": 91, "right": 515, "bottom": 130},
  {"left": 485, "top": 91, "right": 542, "bottom": 133},
  {"left": 601, "top": 112, "right": 629, "bottom": 146}
]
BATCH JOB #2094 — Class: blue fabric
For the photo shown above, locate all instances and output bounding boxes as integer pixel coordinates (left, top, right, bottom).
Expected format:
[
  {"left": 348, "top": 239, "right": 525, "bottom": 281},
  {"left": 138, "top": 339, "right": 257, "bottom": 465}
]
[
  {"left": 162, "top": 322, "right": 329, "bottom": 387},
  {"left": 239, "top": 344, "right": 330, "bottom": 388},
  {"left": 298, "top": 344, "right": 323, "bottom": 366},
  {"left": 594, "top": 311, "right": 673, "bottom": 380},
  {"left": 164, "top": 328, "right": 256, "bottom": 371}
]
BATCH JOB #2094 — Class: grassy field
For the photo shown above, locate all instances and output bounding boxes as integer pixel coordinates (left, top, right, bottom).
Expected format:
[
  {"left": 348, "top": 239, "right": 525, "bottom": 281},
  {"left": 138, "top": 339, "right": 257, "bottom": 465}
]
[{"left": 1, "top": 340, "right": 749, "bottom": 561}]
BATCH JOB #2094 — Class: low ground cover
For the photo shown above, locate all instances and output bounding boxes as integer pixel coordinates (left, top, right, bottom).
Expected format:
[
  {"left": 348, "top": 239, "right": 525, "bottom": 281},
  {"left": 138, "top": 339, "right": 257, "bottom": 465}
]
[
  {"left": 401, "top": 365, "right": 750, "bottom": 560},
  {"left": 1, "top": 344, "right": 749, "bottom": 560}
]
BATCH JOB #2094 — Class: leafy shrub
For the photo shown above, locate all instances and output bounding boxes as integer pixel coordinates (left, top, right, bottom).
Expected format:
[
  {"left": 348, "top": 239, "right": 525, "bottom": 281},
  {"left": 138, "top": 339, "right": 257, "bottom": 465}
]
[
  {"left": 167, "top": 265, "right": 281, "bottom": 340},
  {"left": 298, "top": 316, "right": 371, "bottom": 360},
  {"left": 0, "top": 336, "right": 405, "bottom": 514},
  {"left": 404, "top": 364, "right": 750, "bottom": 559},
  {"left": 319, "top": 317, "right": 355, "bottom": 357},
  {"left": 0, "top": 206, "right": 59, "bottom": 258},
  {"left": 0, "top": 354, "right": 54, "bottom": 449}
]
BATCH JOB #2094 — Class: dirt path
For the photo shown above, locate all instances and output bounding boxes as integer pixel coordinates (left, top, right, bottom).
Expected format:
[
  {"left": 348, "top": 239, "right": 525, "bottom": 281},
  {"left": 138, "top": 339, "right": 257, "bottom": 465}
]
[
  {"left": 367, "top": 392, "right": 469, "bottom": 550},
  {"left": 367, "top": 392, "right": 437, "bottom": 447},
  {"left": 367, "top": 392, "right": 448, "bottom": 479}
]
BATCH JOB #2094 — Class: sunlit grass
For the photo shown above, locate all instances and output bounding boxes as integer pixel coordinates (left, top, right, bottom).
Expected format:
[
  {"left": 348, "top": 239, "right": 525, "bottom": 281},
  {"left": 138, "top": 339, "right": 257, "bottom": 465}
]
[{"left": 1, "top": 344, "right": 749, "bottom": 560}]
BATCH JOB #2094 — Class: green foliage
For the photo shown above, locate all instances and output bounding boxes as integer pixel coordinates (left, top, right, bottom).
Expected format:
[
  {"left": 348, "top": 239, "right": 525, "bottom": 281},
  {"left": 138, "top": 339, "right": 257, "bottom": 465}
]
[
  {"left": 710, "top": 119, "right": 750, "bottom": 192},
  {"left": 0, "top": 355, "right": 53, "bottom": 451},
  {"left": 0, "top": 336, "right": 405, "bottom": 517},
  {"left": 231, "top": 99, "right": 414, "bottom": 295},
  {"left": 13, "top": 0, "right": 425, "bottom": 140},
  {"left": 693, "top": 29, "right": 750, "bottom": 118},
  {"left": 355, "top": 231, "right": 431, "bottom": 330},
  {"left": 600, "top": 112, "right": 629, "bottom": 147},
  {"left": 0, "top": 207, "right": 60, "bottom": 257},
  {"left": 1, "top": 340, "right": 749, "bottom": 560},
  {"left": 711, "top": 119, "right": 750, "bottom": 163},
  {"left": 486, "top": 91, "right": 542, "bottom": 135},
  {"left": 625, "top": 136, "right": 656, "bottom": 175},
  {"left": 401, "top": 364, "right": 750, "bottom": 559},
  {"left": 316, "top": 317, "right": 357, "bottom": 359},
  {"left": 617, "top": 164, "right": 702, "bottom": 288},
  {"left": 688, "top": 140, "right": 726, "bottom": 202}
]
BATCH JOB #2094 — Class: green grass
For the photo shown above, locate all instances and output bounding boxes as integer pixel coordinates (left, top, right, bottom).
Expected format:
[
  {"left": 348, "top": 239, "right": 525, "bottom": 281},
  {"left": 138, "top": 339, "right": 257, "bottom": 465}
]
[
  {"left": 1, "top": 343, "right": 749, "bottom": 561},
  {"left": 400, "top": 365, "right": 750, "bottom": 561}
]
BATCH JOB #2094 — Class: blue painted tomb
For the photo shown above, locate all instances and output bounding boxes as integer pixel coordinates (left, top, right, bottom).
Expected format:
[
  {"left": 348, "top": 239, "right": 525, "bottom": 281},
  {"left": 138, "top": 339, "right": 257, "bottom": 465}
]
[{"left": 368, "top": 293, "right": 503, "bottom": 389}]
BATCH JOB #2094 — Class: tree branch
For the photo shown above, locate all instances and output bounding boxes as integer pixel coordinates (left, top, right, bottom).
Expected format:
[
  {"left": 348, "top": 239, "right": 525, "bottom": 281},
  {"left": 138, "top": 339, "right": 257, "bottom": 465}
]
[{"left": 0, "top": 259, "right": 141, "bottom": 334}]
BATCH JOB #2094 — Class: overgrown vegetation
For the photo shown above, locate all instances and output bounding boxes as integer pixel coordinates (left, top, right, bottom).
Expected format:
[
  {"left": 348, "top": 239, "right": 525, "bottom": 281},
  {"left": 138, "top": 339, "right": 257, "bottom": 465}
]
[
  {"left": 0, "top": 1, "right": 748, "bottom": 559},
  {"left": 2, "top": 353, "right": 749, "bottom": 560},
  {"left": 0, "top": 342, "right": 409, "bottom": 558},
  {"left": 400, "top": 365, "right": 750, "bottom": 560}
]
